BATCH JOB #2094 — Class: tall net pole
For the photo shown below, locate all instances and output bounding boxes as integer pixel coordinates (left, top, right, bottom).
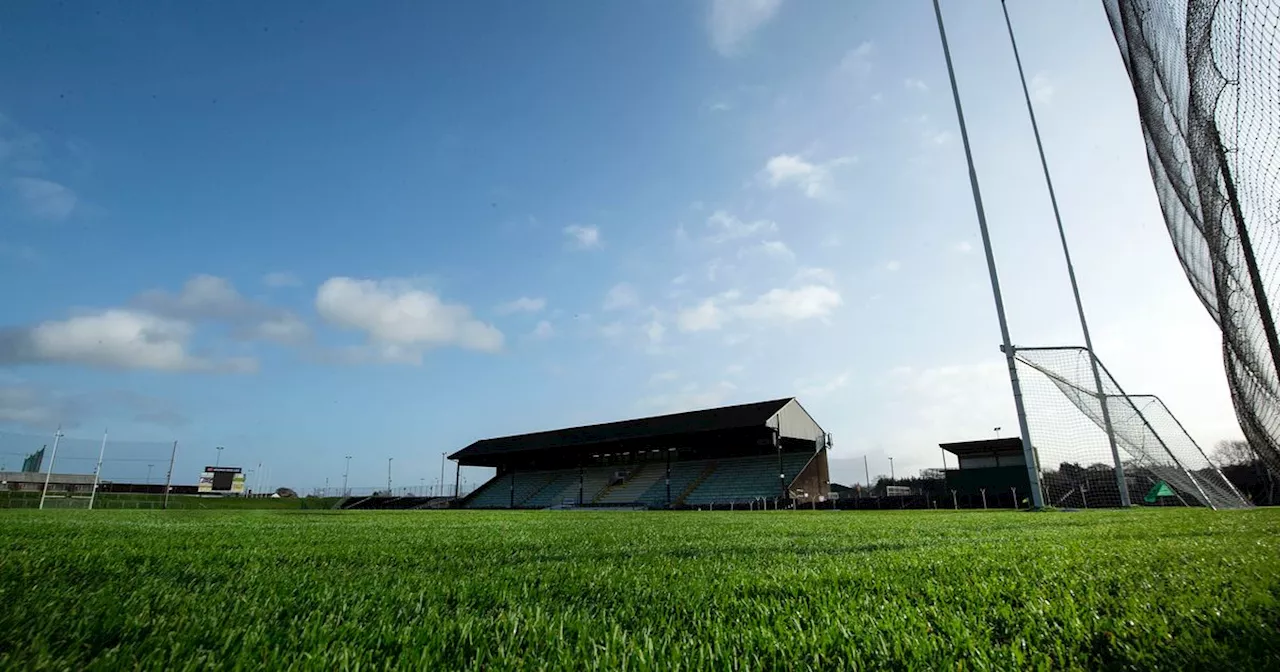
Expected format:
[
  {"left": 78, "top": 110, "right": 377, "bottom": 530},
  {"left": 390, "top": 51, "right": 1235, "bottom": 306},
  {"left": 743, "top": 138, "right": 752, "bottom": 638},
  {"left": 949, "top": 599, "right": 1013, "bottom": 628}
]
[
  {"left": 38, "top": 427, "right": 63, "bottom": 510},
  {"left": 932, "top": 0, "right": 1044, "bottom": 507},
  {"left": 87, "top": 430, "right": 108, "bottom": 510},
  {"left": 163, "top": 441, "right": 177, "bottom": 510},
  {"left": 1000, "top": 0, "right": 1131, "bottom": 506}
]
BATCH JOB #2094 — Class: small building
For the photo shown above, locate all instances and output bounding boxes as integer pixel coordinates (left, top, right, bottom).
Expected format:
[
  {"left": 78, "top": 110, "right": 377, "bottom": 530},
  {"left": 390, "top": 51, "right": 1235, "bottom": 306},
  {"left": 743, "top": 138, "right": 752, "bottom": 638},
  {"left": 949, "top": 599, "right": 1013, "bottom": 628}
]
[{"left": 940, "top": 438, "right": 1032, "bottom": 508}]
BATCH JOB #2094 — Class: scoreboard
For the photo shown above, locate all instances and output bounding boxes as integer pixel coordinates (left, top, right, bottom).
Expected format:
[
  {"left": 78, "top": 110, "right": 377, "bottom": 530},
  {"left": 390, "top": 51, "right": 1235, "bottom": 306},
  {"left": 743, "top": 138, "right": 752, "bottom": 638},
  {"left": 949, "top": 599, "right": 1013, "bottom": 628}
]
[{"left": 198, "top": 466, "right": 246, "bottom": 494}]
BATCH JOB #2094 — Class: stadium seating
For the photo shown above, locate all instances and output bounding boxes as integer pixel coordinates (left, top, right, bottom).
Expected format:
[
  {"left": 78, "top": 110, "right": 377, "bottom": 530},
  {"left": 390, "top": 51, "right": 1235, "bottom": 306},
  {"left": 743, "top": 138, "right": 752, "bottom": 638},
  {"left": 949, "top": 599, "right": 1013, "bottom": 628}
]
[
  {"left": 464, "top": 451, "right": 819, "bottom": 508},
  {"left": 682, "top": 452, "right": 815, "bottom": 506},
  {"left": 637, "top": 458, "right": 714, "bottom": 507},
  {"left": 594, "top": 463, "right": 666, "bottom": 504},
  {"left": 465, "top": 470, "right": 562, "bottom": 508}
]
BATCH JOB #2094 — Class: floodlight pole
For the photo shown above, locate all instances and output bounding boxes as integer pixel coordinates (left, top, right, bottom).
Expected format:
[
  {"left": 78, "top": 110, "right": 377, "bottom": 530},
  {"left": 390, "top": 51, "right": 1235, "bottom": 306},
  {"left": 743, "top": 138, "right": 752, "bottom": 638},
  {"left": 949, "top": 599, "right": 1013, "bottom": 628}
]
[
  {"left": 999, "top": 0, "right": 1130, "bottom": 507},
  {"left": 343, "top": 456, "right": 351, "bottom": 497},
  {"left": 932, "top": 0, "right": 1044, "bottom": 508},
  {"left": 88, "top": 430, "right": 108, "bottom": 510},
  {"left": 38, "top": 427, "right": 64, "bottom": 510}
]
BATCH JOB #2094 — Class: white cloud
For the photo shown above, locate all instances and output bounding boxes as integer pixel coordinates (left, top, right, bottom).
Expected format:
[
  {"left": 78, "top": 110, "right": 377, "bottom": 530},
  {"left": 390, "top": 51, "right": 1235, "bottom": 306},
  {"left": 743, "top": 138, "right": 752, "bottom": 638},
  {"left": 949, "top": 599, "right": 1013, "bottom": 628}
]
[
  {"left": 638, "top": 380, "right": 738, "bottom": 413},
  {"left": 676, "top": 299, "right": 726, "bottom": 332},
  {"left": 1030, "top": 72, "right": 1054, "bottom": 104},
  {"left": 563, "top": 224, "right": 601, "bottom": 250},
  {"left": 646, "top": 319, "right": 666, "bottom": 345},
  {"left": 649, "top": 370, "right": 680, "bottom": 384},
  {"left": 761, "top": 154, "right": 854, "bottom": 198},
  {"left": 955, "top": 241, "right": 974, "bottom": 254},
  {"left": 870, "top": 92, "right": 884, "bottom": 104},
  {"left": 839, "top": 41, "right": 875, "bottom": 76},
  {"left": 531, "top": 320, "right": 554, "bottom": 339},
  {"left": 8, "top": 177, "right": 77, "bottom": 221},
  {"left": 603, "top": 283, "right": 639, "bottom": 311},
  {"left": 708, "top": 101, "right": 733, "bottom": 113},
  {"left": 496, "top": 296, "right": 546, "bottom": 314},
  {"left": 885, "top": 260, "right": 901, "bottom": 272},
  {"left": 793, "top": 267, "right": 835, "bottom": 286},
  {"left": 677, "top": 285, "right": 841, "bottom": 332},
  {"left": 741, "top": 240, "right": 795, "bottom": 261},
  {"left": 137, "top": 274, "right": 309, "bottom": 343},
  {"left": 736, "top": 285, "right": 842, "bottom": 322},
  {"left": 707, "top": 0, "right": 784, "bottom": 56},
  {"left": 706, "top": 210, "right": 776, "bottom": 243},
  {"left": 137, "top": 275, "right": 252, "bottom": 321},
  {"left": 796, "top": 371, "right": 850, "bottom": 399},
  {"left": 315, "top": 277, "right": 503, "bottom": 356},
  {"left": 904, "top": 78, "right": 929, "bottom": 93},
  {"left": 245, "top": 313, "right": 310, "bottom": 344},
  {"left": 599, "top": 321, "right": 625, "bottom": 338},
  {"left": 925, "top": 130, "right": 952, "bottom": 145},
  {"left": 0, "top": 309, "right": 246, "bottom": 372},
  {"left": 263, "top": 272, "right": 302, "bottom": 288}
]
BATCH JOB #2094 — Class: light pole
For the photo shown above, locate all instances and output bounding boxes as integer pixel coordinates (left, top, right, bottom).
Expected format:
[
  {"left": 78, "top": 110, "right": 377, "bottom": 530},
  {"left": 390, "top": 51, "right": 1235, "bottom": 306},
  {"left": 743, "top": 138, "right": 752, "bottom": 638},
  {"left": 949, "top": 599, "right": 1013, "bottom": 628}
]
[
  {"left": 994, "top": 427, "right": 1002, "bottom": 439},
  {"left": 147, "top": 464, "right": 154, "bottom": 484},
  {"left": 888, "top": 457, "right": 895, "bottom": 482},
  {"left": 440, "top": 452, "right": 446, "bottom": 498},
  {"left": 387, "top": 457, "right": 393, "bottom": 495},
  {"left": 215, "top": 445, "right": 224, "bottom": 467},
  {"left": 343, "top": 455, "right": 352, "bottom": 496}
]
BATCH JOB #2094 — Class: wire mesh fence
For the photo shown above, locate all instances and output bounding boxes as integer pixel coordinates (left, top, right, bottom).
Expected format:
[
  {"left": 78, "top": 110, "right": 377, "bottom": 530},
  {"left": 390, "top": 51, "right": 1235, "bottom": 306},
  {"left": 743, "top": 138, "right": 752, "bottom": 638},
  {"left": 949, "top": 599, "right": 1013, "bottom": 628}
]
[
  {"left": 1015, "top": 346, "right": 1250, "bottom": 509},
  {"left": 1105, "top": 0, "right": 1280, "bottom": 474}
]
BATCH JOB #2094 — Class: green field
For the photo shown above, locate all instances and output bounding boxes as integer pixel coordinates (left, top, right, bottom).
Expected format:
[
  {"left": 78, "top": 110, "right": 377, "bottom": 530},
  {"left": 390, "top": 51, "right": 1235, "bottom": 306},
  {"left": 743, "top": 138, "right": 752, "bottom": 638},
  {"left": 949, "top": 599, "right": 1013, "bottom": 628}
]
[{"left": 1, "top": 509, "right": 1278, "bottom": 670}]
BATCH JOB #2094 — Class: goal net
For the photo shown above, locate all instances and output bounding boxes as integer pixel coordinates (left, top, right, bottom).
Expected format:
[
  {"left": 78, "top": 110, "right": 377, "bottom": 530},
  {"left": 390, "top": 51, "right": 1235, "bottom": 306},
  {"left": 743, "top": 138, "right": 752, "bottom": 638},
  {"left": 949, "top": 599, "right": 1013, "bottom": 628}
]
[
  {"left": 1104, "top": 0, "right": 1280, "bottom": 475},
  {"left": 1014, "top": 346, "right": 1249, "bottom": 509}
]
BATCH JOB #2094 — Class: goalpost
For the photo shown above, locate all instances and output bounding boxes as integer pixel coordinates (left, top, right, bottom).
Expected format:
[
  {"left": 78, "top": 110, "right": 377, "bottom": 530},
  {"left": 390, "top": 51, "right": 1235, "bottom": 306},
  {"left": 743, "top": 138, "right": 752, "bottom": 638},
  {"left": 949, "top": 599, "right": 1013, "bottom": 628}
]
[{"left": 1013, "top": 346, "right": 1250, "bottom": 509}]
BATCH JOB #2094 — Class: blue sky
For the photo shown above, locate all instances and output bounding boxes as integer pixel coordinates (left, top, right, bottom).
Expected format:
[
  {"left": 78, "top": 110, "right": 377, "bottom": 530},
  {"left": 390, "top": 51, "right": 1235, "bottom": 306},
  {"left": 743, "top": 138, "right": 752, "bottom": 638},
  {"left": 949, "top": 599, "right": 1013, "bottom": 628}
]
[{"left": 0, "top": 0, "right": 1237, "bottom": 492}]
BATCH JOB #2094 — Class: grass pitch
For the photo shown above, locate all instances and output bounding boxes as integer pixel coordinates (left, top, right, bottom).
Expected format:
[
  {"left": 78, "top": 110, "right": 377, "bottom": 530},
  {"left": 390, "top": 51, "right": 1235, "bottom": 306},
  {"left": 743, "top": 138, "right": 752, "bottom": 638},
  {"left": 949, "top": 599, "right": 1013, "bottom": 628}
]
[{"left": 1, "top": 509, "right": 1277, "bottom": 670}]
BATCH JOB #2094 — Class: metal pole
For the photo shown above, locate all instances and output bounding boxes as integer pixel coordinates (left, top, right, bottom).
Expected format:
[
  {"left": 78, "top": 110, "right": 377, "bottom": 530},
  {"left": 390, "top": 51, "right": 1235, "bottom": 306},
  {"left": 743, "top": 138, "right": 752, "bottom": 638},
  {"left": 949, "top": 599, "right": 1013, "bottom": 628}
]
[
  {"left": 932, "top": 0, "right": 1043, "bottom": 508},
  {"left": 39, "top": 427, "right": 63, "bottom": 510},
  {"left": 163, "top": 441, "right": 177, "bottom": 510},
  {"left": 440, "top": 452, "right": 446, "bottom": 497},
  {"left": 952, "top": 489, "right": 958, "bottom": 510},
  {"left": 863, "top": 455, "right": 870, "bottom": 488},
  {"left": 386, "top": 457, "right": 392, "bottom": 495},
  {"left": 665, "top": 449, "right": 672, "bottom": 507},
  {"left": 343, "top": 456, "right": 351, "bottom": 496},
  {"left": 454, "top": 460, "right": 461, "bottom": 499},
  {"left": 889, "top": 456, "right": 895, "bottom": 482},
  {"left": 215, "top": 445, "right": 223, "bottom": 467},
  {"left": 88, "top": 430, "right": 108, "bottom": 510},
  {"left": 146, "top": 464, "right": 154, "bottom": 484},
  {"left": 1000, "top": 0, "right": 1129, "bottom": 506}
]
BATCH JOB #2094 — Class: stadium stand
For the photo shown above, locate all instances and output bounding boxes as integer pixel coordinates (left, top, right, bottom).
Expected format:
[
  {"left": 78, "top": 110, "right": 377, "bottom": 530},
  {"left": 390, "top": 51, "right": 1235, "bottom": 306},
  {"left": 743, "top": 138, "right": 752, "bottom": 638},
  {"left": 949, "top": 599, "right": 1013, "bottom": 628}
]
[{"left": 451, "top": 398, "right": 831, "bottom": 509}]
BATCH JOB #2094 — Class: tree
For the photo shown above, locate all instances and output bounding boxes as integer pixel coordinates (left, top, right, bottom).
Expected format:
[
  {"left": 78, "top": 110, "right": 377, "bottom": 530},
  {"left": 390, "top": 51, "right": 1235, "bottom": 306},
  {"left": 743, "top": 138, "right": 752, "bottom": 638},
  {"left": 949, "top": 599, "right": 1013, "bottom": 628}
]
[{"left": 1213, "top": 440, "right": 1256, "bottom": 466}]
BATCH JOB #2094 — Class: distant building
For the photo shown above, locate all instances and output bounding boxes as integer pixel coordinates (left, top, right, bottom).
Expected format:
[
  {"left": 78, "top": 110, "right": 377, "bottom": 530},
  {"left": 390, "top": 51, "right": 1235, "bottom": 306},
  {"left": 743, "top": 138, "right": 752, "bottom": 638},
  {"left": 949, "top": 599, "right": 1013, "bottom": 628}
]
[
  {"left": 940, "top": 438, "right": 1032, "bottom": 508},
  {"left": 451, "top": 398, "right": 831, "bottom": 509}
]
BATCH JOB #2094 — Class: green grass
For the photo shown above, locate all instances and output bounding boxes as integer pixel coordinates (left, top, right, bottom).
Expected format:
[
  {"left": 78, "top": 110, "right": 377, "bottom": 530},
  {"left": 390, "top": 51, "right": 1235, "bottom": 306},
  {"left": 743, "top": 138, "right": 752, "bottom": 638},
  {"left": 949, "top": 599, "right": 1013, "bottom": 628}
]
[{"left": 1, "top": 509, "right": 1278, "bottom": 670}]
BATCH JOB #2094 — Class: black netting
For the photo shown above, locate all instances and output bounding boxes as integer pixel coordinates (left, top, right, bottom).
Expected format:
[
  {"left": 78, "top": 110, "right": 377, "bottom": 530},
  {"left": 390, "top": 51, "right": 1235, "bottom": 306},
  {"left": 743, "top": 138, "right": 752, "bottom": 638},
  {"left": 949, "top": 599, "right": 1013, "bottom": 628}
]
[{"left": 1104, "top": 0, "right": 1280, "bottom": 473}]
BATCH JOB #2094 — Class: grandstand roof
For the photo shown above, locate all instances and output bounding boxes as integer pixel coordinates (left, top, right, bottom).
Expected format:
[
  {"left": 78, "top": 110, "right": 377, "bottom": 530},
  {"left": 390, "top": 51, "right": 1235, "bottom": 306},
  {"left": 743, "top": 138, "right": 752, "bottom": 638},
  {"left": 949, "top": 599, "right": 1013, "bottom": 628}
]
[
  {"left": 450, "top": 398, "right": 795, "bottom": 465},
  {"left": 939, "top": 437, "right": 1024, "bottom": 457}
]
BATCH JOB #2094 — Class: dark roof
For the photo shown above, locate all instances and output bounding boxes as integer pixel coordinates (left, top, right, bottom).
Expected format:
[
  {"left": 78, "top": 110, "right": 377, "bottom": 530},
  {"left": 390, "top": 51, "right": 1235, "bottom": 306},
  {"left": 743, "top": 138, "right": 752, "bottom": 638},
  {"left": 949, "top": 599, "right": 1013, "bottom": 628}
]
[
  {"left": 939, "top": 437, "right": 1024, "bottom": 457},
  {"left": 450, "top": 398, "right": 793, "bottom": 463}
]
